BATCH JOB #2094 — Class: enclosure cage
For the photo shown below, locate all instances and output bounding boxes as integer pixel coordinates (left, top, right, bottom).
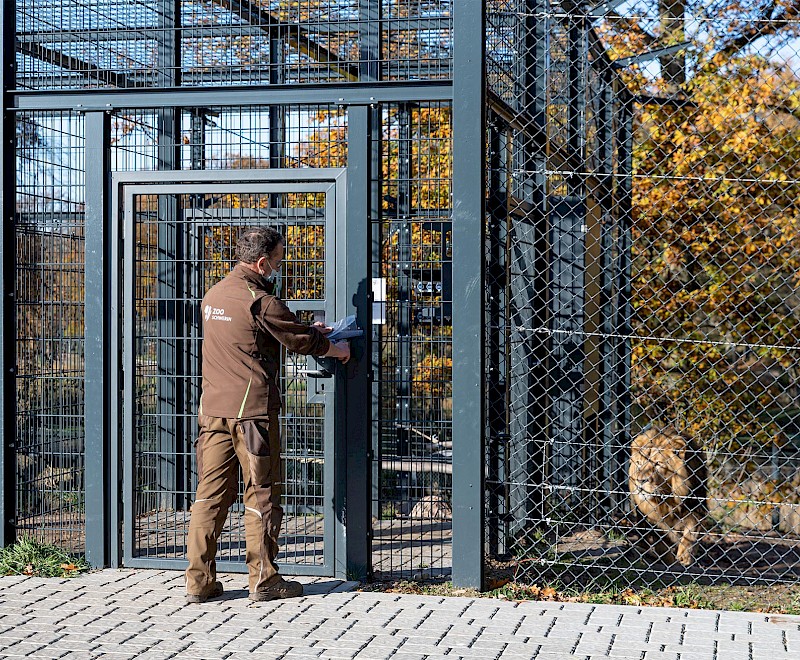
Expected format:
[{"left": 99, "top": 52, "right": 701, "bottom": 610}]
[{"left": 2, "top": 0, "right": 800, "bottom": 593}]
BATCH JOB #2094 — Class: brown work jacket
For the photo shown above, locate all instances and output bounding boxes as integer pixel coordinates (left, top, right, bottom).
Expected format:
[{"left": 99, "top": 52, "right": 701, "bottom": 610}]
[{"left": 198, "top": 263, "right": 330, "bottom": 419}]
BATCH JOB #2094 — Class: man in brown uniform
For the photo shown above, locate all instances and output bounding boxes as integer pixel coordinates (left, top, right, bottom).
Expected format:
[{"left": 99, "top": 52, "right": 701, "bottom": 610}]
[{"left": 185, "top": 227, "right": 350, "bottom": 603}]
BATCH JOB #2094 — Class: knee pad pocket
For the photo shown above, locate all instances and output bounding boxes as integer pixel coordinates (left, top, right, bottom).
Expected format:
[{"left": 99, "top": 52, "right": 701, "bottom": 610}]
[{"left": 239, "top": 420, "right": 274, "bottom": 486}]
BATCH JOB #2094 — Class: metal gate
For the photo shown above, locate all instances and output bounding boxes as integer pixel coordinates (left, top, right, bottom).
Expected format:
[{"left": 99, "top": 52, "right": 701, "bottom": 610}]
[{"left": 112, "top": 169, "right": 346, "bottom": 575}]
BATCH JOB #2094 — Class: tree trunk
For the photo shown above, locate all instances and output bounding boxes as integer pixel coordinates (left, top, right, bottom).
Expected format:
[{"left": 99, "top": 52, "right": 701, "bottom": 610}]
[{"left": 659, "top": 0, "right": 686, "bottom": 91}]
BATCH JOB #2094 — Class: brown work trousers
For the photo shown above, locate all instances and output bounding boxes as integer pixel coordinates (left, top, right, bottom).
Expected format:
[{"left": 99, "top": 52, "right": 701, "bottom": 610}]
[{"left": 185, "top": 413, "right": 283, "bottom": 595}]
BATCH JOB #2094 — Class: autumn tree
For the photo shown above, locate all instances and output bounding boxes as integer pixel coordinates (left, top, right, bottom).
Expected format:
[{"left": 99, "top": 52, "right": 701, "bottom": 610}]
[{"left": 600, "top": 2, "right": 800, "bottom": 493}]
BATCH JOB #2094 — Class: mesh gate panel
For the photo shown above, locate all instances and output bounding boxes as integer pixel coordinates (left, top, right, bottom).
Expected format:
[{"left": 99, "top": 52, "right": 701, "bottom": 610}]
[
  {"left": 108, "top": 107, "right": 343, "bottom": 568},
  {"left": 128, "top": 191, "right": 330, "bottom": 566},
  {"left": 485, "top": 1, "right": 800, "bottom": 593}
]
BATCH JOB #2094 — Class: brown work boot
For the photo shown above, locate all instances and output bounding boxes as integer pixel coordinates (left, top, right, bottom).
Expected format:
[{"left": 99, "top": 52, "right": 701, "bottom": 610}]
[
  {"left": 185, "top": 580, "right": 224, "bottom": 604},
  {"left": 248, "top": 578, "right": 303, "bottom": 602}
]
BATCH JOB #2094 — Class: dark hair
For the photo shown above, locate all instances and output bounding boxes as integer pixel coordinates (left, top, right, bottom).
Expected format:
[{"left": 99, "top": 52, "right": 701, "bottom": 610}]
[{"left": 236, "top": 227, "right": 284, "bottom": 264}]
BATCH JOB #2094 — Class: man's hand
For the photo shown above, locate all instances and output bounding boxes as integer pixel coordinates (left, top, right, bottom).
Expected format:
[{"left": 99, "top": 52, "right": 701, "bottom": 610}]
[
  {"left": 312, "top": 321, "right": 333, "bottom": 335},
  {"left": 325, "top": 340, "right": 351, "bottom": 364}
]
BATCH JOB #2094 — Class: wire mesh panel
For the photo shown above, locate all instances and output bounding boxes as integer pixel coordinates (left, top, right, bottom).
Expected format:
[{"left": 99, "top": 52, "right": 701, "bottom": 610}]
[
  {"left": 123, "top": 184, "right": 335, "bottom": 571},
  {"left": 15, "top": 1, "right": 453, "bottom": 90},
  {"left": 485, "top": 0, "right": 800, "bottom": 593},
  {"left": 372, "top": 102, "right": 453, "bottom": 580},
  {"left": 14, "top": 112, "right": 86, "bottom": 554}
]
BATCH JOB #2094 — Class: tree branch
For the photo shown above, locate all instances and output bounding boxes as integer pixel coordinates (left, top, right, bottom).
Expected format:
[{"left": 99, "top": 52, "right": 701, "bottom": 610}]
[{"left": 717, "top": 1, "right": 800, "bottom": 57}]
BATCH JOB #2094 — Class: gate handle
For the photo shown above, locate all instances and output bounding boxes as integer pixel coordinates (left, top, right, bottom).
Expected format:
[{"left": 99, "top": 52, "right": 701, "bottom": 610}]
[{"left": 297, "top": 368, "right": 333, "bottom": 379}]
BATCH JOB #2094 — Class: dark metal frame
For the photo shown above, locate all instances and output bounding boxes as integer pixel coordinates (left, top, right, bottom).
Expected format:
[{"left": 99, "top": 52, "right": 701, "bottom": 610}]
[
  {"left": 84, "top": 112, "right": 112, "bottom": 567},
  {"left": 613, "top": 93, "right": 634, "bottom": 510},
  {"left": 451, "top": 1, "right": 487, "bottom": 589},
  {"left": 11, "top": 81, "right": 453, "bottom": 112},
  {"left": 3, "top": 0, "right": 483, "bottom": 586},
  {"left": 110, "top": 168, "right": 350, "bottom": 576},
  {"left": 343, "top": 106, "right": 372, "bottom": 580}
]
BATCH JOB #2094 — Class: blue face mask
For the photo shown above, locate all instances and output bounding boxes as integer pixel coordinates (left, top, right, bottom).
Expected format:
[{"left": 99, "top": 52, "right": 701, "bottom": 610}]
[{"left": 262, "top": 258, "right": 282, "bottom": 297}]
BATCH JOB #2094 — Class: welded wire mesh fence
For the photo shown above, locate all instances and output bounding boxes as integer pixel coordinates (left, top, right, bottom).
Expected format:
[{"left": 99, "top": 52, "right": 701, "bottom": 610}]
[
  {"left": 14, "top": 112, "right": 86, "bottom": 554},
  {"left": 372, "top": 102, "right": 453, "bottom": 580},
  {"left": 12, "top": 100, "right": 454, "bottom": 579},
  {"left": 126, "top": 186, "right": 333, "bottom": 566},
  {"left": 485, "top": 0, "right": 800, "bottom": 592},
  {"left": 15, "top": 0, "right": 453, "bottom": 90}
]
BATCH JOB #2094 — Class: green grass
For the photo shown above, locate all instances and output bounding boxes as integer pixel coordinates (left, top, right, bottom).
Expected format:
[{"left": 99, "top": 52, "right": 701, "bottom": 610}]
[
  {"left": 361, "top": 579, "right": 800, "bottom": 614},
  {"left": 0, "top": 537, "right": 89, "bottom": 578}
]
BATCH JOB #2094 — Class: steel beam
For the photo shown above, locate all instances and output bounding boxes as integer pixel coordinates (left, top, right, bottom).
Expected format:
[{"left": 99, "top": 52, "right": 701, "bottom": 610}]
[
  {"left": 17, "top": 42, "right": 133, "bottom": 88},
  {"left": 17, "top": 64, "right": 450, "bottom": 90},
  {"left": 216, "top": 0, "right": 359, "bottom": 81},
  {"left": 84, "top": 111, "right": 111, "bottom": 567},
  {"left": 11, "top": 81, "right": 453, "bottom": 111},
  {"left": 611, "top": 42, "right": 689, "bottom": 69},
  {"left": 451, "top": 0, "right": 486, "bottom": 590},
  {"left": 596, "top": 72, "right": 616, "bottom": 519},
  {"left": 0, "top": 0, "right": 16, "bottom": 548},
  {"left": 16, "top": 18, "right": 450, "bottom": 43}
]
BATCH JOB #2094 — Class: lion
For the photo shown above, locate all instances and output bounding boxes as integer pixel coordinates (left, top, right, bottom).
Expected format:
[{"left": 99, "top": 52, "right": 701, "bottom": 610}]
[{"left": 629, "top": 426, "right": 707, "bottom": 566}]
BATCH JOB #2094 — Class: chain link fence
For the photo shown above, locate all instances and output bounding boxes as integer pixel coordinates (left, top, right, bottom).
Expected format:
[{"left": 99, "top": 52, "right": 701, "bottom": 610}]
[{"left": 486, "top": 0, "right": 800, "bottom": 592}]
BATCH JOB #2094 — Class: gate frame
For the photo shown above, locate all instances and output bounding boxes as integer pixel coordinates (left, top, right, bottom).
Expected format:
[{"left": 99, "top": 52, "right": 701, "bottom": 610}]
[{"left": 107, "top": 168, "right": 368, "bottom": 579}]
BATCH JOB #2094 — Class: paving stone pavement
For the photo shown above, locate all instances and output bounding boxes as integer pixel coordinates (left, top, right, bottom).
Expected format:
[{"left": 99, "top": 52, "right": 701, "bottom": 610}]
[{"left": 0, "top": 570, "right": 798, "bottom": 659}]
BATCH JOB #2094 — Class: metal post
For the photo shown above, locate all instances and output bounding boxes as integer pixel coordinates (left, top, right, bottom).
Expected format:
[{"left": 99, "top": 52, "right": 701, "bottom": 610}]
[
  {"left": 509, "top": 0, "right": 549, "bottom": 547},
  {"left": 613, "top": 95, "right": 634, "bottom": 513},
  {"left": 596, "top": 73, "right": 616, "bottom": 517},
  {"left": 190, "top": 111, "right": 206, "bottom": 171},
  {"left": 548, "top": 12, "right": 587, "bottom": 512},
  {"left": 567, "top": 17, "right": 587, "bottom": 199},
  {"left": 84, "top": 111, "right": 111, "bottom": 567},
  {"left": 186, "top": 110, "right": 206, "bottom": 504},
  {"left": 0, "top": 0, "right": 17, "bottom": 547},
  {"left": 359, "top": 0, "right": 384, "bottom": 528},
  {"left": 269, "top": 34, "right": 286, "bottom": 209},
  {"left": 339, "top": 105, "right": 372, "bottom": 580},
  {"left": 486, "top": 120, "right": 506, "bottom": 558},
  {"left": 451, "top": 0, "right": 486, "bottom": 590},
  {"left": 156, "top": 0, "right": 182, "bottom": 513},
  {"left": 396, "top": 105, "right": 412, "bottom": 465}
]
